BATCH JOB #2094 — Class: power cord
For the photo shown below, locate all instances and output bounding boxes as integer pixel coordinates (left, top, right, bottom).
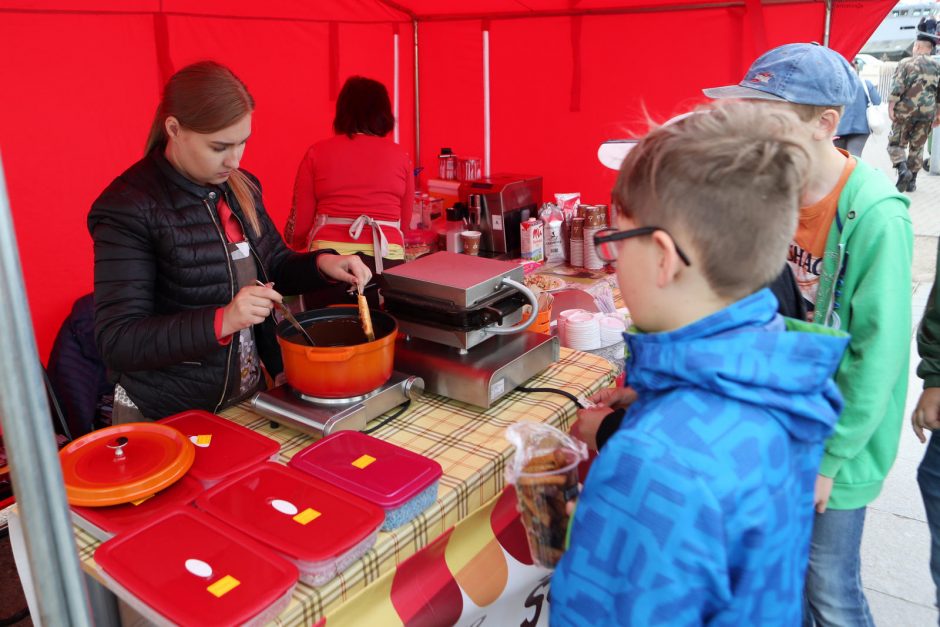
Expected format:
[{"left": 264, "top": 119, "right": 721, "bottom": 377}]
[
  {"left": 363, "top": 400, "right": 412, "bottom": 434},
  {"left": 516, "top": 386, "right": 589, "bottom": 409}
]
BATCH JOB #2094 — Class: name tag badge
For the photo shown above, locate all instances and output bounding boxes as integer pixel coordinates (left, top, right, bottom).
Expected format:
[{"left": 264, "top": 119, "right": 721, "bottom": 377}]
[{"left": 231, "top": 241, "right": 250, "bottom": 260}]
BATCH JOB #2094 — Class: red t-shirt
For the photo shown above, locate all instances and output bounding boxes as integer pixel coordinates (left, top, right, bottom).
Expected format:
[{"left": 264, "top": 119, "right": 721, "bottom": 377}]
[
  {"left": 286, "top": 134, "right": 414, "bottom": 252},
  {"left": 213, "top": 196, "right": 244, "bottom": 344}
]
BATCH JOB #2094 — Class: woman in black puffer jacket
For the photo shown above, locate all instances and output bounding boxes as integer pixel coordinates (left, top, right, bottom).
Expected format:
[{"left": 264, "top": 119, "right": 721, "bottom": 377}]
[{"left": 88, "top": 61, "right": 371, "bottom": 420}]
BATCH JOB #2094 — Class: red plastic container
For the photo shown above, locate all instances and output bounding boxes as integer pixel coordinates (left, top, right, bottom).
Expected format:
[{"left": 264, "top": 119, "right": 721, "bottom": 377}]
[
  {"left": 72, "top": 475, "right": 203, "bottom": 541},
  {"left": 196, "top": 462, "right": 384, "bottom": 586},
  {"left": 158, "top": 410, "right": 280, "bottom": 488},
  {"left": 94, "top": 507, "right": 297, "bottom": 627},
  {"left": 289, "top": 431, "right": 442, "bottom": 530}
]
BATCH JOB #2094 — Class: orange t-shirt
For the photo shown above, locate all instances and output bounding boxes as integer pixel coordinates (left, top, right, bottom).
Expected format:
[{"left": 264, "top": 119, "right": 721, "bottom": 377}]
[{"left": 787, "top": 153, "right": 855, "bottom": 314}]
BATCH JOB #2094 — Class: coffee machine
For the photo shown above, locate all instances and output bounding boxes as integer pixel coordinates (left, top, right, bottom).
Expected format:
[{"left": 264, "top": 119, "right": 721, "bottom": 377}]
[{"left": 459, "top": 174, "right": 542, "bottom": 258}]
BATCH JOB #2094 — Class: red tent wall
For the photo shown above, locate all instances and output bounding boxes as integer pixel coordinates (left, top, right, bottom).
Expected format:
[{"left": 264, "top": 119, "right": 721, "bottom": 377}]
[
  {"left": 0, "top": 0, "right": 892, "bottom": 362},
  {"left": 0, "top": 3, "right": 415, "bottom": 362}
]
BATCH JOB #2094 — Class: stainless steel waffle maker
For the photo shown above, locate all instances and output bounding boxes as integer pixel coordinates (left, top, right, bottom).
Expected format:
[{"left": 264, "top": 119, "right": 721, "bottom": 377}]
[{"left": 380, "top": 252, "right": 559, "bottom": 407}]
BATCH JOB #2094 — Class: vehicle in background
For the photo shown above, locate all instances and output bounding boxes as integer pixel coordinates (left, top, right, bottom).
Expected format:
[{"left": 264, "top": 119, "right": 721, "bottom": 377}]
[{"left": 861, "top": 1, "right": 938, "bottom": 61}]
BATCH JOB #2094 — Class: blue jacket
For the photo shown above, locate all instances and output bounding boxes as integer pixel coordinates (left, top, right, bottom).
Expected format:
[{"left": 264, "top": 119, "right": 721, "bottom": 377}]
[
  {"left": 837, "top": 78, "right": 881, "bottom": 136},
  {"left": 550, "top": 289, "right": 848, "bottom": 626}
]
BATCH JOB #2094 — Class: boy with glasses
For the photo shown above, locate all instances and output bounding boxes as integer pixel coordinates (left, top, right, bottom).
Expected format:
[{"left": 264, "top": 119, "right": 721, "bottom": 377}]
[
  {"left": 702, "top": 43, "right": 913, "bottom": 627},
  {"left": 551, "top": 103, "right": 849, "bottom": 625}
]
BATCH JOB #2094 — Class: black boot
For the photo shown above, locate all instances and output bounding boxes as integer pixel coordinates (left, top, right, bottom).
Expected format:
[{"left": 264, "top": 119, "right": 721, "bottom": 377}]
[
  {"left": 896, "top": 162, "right": 913, "bottom": 192},
  {"left": 909, "top": 172, "right": 918, "bottom": 193}
]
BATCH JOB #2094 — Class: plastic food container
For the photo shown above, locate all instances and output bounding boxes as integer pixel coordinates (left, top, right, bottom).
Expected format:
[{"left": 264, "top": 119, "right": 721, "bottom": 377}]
[
  {"left": 94, "top": 507, "right": 297, "bottom": 627},
  {"left": 196, "top": 462, "right": 384, "bottom": 586},
  {"left": 158, "top": 410, "right": 280, "bottom": 488},
  {"left": 71, "top": 475, "right": 203, "bottom": 541},
  {"left": 289, "top": 431, "right": 442, "bottom": 531}
]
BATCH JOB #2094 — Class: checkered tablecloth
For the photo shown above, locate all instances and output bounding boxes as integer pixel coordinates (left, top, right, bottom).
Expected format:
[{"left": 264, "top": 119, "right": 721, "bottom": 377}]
[{"left": 73, "top": 347, "right": 614, "bottom": 625}]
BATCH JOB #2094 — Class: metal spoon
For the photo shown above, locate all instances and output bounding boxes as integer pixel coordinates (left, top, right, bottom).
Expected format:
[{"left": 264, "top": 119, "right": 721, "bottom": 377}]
[{"left": 255, "top": 280, "right": 315, "bottom": 346}]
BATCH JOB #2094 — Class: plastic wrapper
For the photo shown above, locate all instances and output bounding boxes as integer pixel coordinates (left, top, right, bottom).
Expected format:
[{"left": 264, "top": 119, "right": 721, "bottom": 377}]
[
  {"left": 553, "top": 192, "right": 581, "bottom": 213},
  {"left": 505, "top": 422, "right": 588, "bottom": 568}
]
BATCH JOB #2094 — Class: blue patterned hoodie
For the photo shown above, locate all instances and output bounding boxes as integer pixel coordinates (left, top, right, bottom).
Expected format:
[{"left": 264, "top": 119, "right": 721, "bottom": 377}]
[{"left": 550, "top": 288, "right": 848, "bottom": 626}]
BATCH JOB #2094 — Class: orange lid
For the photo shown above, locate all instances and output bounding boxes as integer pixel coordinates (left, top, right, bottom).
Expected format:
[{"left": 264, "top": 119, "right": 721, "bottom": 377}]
[{"left": 60, "top": 423, "right": 194, "bottom": 507}]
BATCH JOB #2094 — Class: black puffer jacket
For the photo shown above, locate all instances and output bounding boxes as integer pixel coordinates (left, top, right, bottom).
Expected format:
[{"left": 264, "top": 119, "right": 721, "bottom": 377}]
[{"left": 88, "top": 150, "right": 331, "bottom": 418}]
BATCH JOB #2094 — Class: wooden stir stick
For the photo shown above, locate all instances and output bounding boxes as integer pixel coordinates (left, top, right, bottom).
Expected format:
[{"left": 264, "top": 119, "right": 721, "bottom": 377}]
[{"left": 357, "top": 282, "right": 375, "bottom": 342}]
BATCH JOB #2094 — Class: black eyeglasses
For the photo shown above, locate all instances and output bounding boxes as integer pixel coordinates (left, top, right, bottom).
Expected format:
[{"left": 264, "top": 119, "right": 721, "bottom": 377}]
[{"left": 593, "top": 226, "right": 692, "bottom": 266}]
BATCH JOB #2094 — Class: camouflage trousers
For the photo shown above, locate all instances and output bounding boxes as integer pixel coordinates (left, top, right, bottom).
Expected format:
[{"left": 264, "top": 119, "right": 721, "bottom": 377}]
[{"left": 887, "top": 117, "right": 933, "bottom": 172}]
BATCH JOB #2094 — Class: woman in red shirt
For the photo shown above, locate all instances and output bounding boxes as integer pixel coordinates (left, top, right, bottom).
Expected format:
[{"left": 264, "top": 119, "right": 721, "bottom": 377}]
[{"left": 285, "top": 76, "right": 414, "bottom": 307}]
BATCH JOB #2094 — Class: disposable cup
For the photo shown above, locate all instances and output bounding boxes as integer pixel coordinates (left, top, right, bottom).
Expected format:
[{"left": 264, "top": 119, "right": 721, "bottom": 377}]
[
  {"left": 514, "top": 448, "right": 581, "bottom": 568},
  {"left": 460, "top": 230, "right": 481, "bottom": 255}
]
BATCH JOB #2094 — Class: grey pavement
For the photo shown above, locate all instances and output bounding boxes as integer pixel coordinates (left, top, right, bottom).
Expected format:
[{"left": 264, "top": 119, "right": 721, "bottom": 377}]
[{"left": 857, "top": 128, "right": 940, "bottom": 627}]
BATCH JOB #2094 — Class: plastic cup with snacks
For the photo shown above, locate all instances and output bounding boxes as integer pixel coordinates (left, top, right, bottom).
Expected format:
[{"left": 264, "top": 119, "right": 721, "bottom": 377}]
[{"left": 505, "top": 422, "right": 588, "bottom": 568}]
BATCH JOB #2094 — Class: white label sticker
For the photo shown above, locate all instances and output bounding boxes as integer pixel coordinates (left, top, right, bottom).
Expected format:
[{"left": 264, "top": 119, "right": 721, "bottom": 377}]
[
  {"left": 271, "top": 499, "right": 299, "bottom": 516},
  {"left": 185, "top": 558, "right": 213, "bottom": 579},
  {"left": 490, "top": 378, "right": 506, "bottom": 400},
  {"left": 492, "top": 215, "right": 503, "bottom": 231}
]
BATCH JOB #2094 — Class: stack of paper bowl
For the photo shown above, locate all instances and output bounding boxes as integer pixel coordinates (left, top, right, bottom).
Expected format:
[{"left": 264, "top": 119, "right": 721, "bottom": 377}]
[
  {"left": 563, "top": 312, "right": 602, "bottom": 350},
  {"left": 599, "top": 314, "right": 627, "bottom": 347}
]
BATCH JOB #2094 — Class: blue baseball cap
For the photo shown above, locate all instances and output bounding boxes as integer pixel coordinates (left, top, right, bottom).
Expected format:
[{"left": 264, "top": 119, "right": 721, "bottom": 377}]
[{"left": 703, "top": 43, "right": 857, "bottom": 106}]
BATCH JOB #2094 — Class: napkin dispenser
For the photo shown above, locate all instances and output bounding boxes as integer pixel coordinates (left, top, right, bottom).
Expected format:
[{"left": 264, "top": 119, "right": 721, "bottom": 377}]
[{"left": 459, "top": 174, "right": 542, "bottom": 257}]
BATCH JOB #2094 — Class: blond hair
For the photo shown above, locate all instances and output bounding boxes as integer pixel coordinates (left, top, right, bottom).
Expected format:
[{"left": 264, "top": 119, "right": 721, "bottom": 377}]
[
  {"left": 613, "top": 103, "right": 811, "bottom": 299},
  {"left": 145, "top": 61, "right": 261, "bottom": 236}
]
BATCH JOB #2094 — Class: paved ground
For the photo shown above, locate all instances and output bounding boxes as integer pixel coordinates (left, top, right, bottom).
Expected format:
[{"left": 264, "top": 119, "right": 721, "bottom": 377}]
[{"left": 860, "top": 128, "right": 940, "bottom": 626}]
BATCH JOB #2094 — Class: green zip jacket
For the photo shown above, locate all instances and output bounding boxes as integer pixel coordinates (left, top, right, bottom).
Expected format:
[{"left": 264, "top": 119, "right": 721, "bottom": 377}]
[
  {"left": 917, "top": 241, "right": 940, "bottom": 387},
  {"left": 814, "top": 157, "right": 912, "bottom": 510}
]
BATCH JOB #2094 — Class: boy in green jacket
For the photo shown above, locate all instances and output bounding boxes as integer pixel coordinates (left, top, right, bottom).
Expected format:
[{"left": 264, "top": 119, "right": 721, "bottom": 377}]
[{"left": 705, "top": 43, "right": 913, "bottom": 626}]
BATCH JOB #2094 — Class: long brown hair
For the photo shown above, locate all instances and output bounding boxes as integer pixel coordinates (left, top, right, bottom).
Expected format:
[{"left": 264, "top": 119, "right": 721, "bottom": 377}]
[{"left": 145, "top": 61, "right": 261, "bottom": 236}]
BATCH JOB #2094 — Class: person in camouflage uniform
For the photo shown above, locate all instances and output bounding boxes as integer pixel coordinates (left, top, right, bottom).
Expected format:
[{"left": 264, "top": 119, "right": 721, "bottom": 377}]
[{"left": 888, "top": 35, "right": 940, "bottom": 193}]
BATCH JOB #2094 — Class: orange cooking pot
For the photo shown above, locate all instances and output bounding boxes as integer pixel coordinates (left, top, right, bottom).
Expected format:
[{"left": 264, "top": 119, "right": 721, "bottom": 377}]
[{"left": 276, "top": 306, "right": 397, "bottom": 398}]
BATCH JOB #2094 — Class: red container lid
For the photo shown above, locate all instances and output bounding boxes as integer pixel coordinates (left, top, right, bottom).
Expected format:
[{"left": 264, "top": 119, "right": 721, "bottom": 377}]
[
  {"left": 72, "top": 475, "right": 203, "bottom": 539},
  {"left": 288, "top": 432, "right": 443, "bottom": 509},
  {"left": 196, "top": 462, "right": 383, "bottom": 563},
  {"left": 94, "top": 507, "right": 297, "bottom": 627},
  {"left": 158, "top": 410, "right": 280, "bottom": 487}
]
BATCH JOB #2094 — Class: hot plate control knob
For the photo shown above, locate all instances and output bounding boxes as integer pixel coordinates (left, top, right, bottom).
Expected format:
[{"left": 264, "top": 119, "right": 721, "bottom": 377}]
[{"left": 403, "top": 376, "right": 425, "bottom": 402}]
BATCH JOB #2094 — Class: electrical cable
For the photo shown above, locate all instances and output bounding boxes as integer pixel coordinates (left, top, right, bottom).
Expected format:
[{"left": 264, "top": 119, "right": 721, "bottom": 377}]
[
  {"left": 516, "top": 386, "right": 587, "bottom": 408},
  {"left": 363, "top": 400, "right": 412, "bottom": 434}
]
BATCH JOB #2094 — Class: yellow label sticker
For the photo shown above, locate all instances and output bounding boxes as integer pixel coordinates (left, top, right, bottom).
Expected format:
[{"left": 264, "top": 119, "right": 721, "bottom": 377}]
[
  {"left": 207, "top": 575, "right": 240, "bottom": 598},
  {"left": 196, "top": 434, "right": 212, "bottom": 446},
  {"left": 293, "top": 508, "right": 321, "bottom": 525},
  {"left": 130, "top": 494, "right": 155, "bottom": 506},
  {"left": 351, "top": 454, "right": 376, "bottom": 469}
]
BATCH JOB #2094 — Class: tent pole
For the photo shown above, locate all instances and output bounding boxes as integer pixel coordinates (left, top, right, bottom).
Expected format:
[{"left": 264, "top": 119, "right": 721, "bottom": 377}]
[
  {"left": 413, "top": 18, "right": 421, "bottom": 168},
  {"left": 0, "top": 152, "right": 92, "bottom": 626},
  {"left": 483, "top": 26, "right": 491, "bottom": 178},
  {"left": 823, "top": 0, "right": 832, "bottom": 46},
  {"left": 394, "top": 30, "right": 400, "bottom": 144}
]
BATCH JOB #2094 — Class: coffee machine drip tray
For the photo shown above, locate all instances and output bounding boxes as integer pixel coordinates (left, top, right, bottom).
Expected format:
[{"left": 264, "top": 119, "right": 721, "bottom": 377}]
[
  {"left": 250, "top": 371, "right": 424, "bottom": 437},
  {"left": 394, "top": 332, "right": 559, "bottom": 409}
]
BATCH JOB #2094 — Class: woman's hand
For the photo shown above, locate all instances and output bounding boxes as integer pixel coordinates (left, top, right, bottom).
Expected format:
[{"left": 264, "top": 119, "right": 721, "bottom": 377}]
[
  {"left": 221, "top": 283, "right": 281, "bottom": 337},
  {"left": 317, "top": 254, "right": 372, "bottom": 290}
]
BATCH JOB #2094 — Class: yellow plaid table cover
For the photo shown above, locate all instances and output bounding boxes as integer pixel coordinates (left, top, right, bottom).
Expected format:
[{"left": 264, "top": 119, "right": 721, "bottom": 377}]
[{"left": 74, "top": 348, "right": 614, "bottom": 625}]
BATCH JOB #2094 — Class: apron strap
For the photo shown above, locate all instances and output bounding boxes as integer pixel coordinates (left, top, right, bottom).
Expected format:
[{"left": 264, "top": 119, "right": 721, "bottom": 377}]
[{"left": 311, "top": 214, "right": 401, "bottom": 274}]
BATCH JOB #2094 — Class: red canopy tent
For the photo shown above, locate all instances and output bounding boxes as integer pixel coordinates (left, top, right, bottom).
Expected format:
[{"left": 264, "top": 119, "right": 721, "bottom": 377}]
[{"left": 0, "top": 0, "right": 892, "bottom": 359}]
